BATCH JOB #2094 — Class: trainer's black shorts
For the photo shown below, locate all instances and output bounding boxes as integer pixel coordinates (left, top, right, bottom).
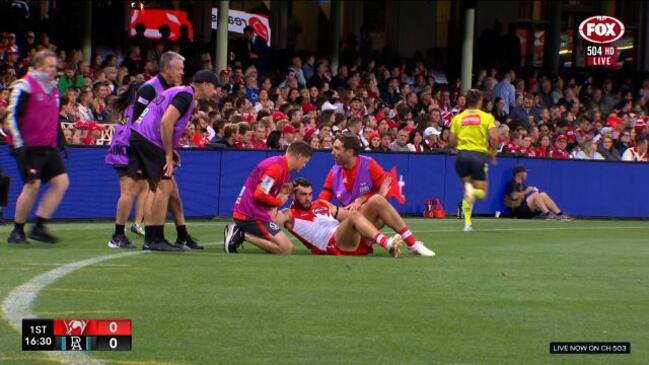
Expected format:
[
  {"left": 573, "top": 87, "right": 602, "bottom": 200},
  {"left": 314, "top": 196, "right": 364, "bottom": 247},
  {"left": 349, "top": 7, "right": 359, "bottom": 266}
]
[
  {"left": 127, "top": 132, "right": 169, "bottom": 181},
  {"left": 455, "top": 150, "right": 488, "bottom": 181},
  {"left": 13, "top": 146, "right": 67, "bottom": 183},
  {"left": 511, "top": 194, "right": 538, "bottom": 219},
  {"left": 234, "top": 217, "right": 281, "bottom": 240}
]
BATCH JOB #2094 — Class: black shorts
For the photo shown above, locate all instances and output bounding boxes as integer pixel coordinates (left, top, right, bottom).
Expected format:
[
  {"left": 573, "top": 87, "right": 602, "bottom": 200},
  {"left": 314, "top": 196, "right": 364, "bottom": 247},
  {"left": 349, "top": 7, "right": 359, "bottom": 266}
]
[
  {"left": 115, "top": 161, "right": 142, "bottom": 180},
  {"left": 455, "top": 150, "right": 488, "bottom": 181},
  {"left": 13, "top": 146, "right": 67, "bottom": 183},
  {"left": 234, "top": 218, "right": 281, "bottom": 240},
  {"left": 127, "top": 132, "right": 169, "bottom": 182},
  {"left": 511, "top": 196, "right": 538, "bottom": 219}
]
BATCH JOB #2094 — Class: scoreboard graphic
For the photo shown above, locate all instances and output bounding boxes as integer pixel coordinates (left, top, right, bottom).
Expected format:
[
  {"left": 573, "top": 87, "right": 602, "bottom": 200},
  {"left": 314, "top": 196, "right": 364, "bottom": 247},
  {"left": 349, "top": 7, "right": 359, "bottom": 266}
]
[{"left": 22, "top": 319, "right": 132, "bottom": 351}]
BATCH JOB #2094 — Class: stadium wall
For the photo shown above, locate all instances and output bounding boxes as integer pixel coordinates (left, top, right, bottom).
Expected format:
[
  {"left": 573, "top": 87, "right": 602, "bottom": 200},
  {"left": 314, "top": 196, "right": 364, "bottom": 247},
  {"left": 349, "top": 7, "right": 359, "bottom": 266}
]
[{"left": 1, "top": 147, "right": 648, "bottom": 219}]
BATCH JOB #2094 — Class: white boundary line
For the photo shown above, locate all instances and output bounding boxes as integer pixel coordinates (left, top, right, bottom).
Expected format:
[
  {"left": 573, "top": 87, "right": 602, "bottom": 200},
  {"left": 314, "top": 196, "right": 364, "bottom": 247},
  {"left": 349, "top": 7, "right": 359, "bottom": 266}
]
[{"left": 1, "top": 251, "right": 143, "bottom": 365}]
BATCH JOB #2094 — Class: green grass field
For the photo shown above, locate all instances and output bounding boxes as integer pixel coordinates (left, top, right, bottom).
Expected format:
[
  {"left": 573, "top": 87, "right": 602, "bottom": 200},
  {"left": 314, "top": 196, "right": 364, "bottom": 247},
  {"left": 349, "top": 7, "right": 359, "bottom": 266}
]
[{"left": 0, "top": 218, "right": 647, "bottom": 365}]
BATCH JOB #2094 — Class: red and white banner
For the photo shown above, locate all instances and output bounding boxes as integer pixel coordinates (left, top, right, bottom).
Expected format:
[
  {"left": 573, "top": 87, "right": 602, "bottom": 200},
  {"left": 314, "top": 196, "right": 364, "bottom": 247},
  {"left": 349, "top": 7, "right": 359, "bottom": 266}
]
[
  {"left": 129, "top": 9, "right": 194, "bottom": 41},
  {"left": 211, "top": 8, "right": 271, "bottom": 46}
]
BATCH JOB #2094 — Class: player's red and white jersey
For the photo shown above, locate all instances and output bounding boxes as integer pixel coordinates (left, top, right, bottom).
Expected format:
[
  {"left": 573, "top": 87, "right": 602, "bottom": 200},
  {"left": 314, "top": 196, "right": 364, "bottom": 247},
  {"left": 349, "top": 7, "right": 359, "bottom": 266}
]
[{"left": 289, "top": 200, "right": 339, "bottom": 252}]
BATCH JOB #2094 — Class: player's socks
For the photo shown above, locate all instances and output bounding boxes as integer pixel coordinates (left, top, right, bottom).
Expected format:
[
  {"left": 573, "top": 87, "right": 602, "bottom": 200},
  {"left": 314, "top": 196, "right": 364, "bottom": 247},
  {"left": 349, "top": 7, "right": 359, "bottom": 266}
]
[
  {"left": 176, "top": 225, "right": 188, "bottom": 242},
  {"left": 115, "top": 224, "right": 125, "bottom": 236},
  {"left": 144, "top": 226, "right": 153, "bottom": 242},
  {"left": 398, "top": 227, "right": 417, "bottom": 247},
  {"left": 14, "top": 222, "right": 25, "bottom": 234},
  {"left": 462, "top": 199, "right": 473, "bottom": 227},
  {"left": 474, "top": 188, "right": 486, "bottom": 200},
  {"left": 372, "top": 232, "right": 390, "bottom": 249},
  {"left": 35, "top": 216, "right": 47, "bottom": 228}
]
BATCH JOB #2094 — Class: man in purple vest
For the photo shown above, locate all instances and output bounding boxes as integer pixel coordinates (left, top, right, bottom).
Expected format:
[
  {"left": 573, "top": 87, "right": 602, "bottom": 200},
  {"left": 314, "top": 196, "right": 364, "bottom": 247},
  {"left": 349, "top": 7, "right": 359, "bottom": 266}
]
[
  {"left": 319, "top": 133, "right": 435, "bottom": 256},
  {"left": 224, "top": 141, "right": 313, "bottom": 254},
  {"left": 107, "top": 51, "right": 203, "bottom": 250},
  {"left": 129, "top": 70, "right": 219, "bottom": 251},
  {"left": 5, "top": 50, "right": 69, "bottom": 244}
]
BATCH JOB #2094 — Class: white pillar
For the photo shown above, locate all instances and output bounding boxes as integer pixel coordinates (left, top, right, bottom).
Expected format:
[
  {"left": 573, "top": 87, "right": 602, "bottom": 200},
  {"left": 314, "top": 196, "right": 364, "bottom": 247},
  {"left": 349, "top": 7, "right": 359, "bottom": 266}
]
[
  {"left": 216, "top": 0, "right": 230, "bottom": 73},
  {"left": 461, "top": 7, "right": 475, "bottom": 94}
]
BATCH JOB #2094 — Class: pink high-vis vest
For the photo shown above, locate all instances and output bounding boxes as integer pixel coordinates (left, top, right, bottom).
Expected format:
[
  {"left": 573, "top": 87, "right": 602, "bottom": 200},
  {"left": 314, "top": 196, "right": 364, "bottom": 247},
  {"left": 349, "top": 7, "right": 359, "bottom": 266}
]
[{"left": 16, "top": 74, "right": 59, "bottom": 147}]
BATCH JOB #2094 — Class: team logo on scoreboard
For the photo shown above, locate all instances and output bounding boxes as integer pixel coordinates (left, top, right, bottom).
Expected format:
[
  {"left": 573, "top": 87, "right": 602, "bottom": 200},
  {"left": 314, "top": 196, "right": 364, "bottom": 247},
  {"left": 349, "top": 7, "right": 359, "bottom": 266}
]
[{"left": 64, "top": 320, "right": 88, "bottom": 335}]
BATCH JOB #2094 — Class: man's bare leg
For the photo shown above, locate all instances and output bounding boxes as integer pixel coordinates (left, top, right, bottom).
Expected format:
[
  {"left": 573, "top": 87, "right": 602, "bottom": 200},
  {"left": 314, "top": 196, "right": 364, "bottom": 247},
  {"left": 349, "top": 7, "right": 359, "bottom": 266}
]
[
  {"left": 359, "top": 195, "right": 434, "bottom": 256},
  {"left": 244, "top": 231, "right": 293, "bottom": 254},
  {"left": 334, "top": 211, "right": 402, "bottom": 257}
]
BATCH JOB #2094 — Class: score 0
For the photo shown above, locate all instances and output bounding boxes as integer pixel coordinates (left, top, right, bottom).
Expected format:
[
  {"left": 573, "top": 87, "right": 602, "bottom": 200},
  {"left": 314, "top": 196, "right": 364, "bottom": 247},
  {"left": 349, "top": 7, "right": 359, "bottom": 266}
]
[{"left": 96, "top": 319, "right": 132, "bottom": 351}]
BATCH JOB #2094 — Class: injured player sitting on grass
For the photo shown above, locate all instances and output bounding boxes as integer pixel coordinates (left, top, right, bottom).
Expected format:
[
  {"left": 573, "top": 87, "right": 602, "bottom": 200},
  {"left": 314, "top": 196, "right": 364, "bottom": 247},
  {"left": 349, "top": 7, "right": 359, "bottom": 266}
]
[{"left": 272, "top": 178, "right": 435, "bottom": 257}]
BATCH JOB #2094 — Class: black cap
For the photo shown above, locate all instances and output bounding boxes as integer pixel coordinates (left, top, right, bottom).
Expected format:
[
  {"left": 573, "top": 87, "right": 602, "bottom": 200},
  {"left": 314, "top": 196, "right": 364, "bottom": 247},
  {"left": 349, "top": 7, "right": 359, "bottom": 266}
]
[
  {"left": 513, "top": 165, "right": 527, "bottom": 175},
  {"left": 193, "top": 70, "right": 219, "bottom": 87}
]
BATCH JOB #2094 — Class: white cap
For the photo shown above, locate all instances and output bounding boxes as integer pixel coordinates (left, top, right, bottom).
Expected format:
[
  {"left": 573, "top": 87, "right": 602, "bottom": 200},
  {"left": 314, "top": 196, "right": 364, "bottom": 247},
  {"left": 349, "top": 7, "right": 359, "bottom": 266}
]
[{"left": 424, "top": 127, "right": 441, "bottom": 137}]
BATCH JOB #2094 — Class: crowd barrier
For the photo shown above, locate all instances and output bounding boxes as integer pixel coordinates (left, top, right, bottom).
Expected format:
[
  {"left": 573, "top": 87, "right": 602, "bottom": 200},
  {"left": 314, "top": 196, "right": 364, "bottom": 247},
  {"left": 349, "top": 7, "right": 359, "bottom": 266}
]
[{"left": 1, "top": 146, "right": 648, "bottom": 220}]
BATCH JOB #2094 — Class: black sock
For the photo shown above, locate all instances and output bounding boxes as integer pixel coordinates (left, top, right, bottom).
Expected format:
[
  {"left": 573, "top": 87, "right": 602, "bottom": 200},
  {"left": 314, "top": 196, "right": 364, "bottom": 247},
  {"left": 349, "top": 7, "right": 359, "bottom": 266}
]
[
  {"left": 557, "top": 211, "right": 563, "bottom": 215},
  {"left": 14, "top": 222, "right": 25, "bottom": 233},
  {"left": 144, "top": 226, "right": 152, "bottom": 242},
  {"left": 158, "top": 226, "right": 167, "bottom": 242},
  {"left": 176, "top": 225, "right": 188, "bottom": 242},
  {"left": 35, "top": 216, "right": 47, "bottom": 229},
  {"left": 115, "top": 224, "right": 125, "bottom": 236}
]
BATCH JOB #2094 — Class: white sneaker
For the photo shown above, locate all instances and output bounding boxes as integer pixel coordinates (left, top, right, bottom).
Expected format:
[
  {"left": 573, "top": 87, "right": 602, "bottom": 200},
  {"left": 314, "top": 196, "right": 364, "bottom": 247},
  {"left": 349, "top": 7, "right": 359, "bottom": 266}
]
[
  {"left": 463, "top": 225, "right": 473, "bottom": 232},
  {"left": 464, "top": 182, "right": 475, "bottom": 203},
  {"left": 409, "top": 241, "right": 435, "bottom": 257},
  {"left": 386, "top": 234, "right": 402, "bottom": 258}
]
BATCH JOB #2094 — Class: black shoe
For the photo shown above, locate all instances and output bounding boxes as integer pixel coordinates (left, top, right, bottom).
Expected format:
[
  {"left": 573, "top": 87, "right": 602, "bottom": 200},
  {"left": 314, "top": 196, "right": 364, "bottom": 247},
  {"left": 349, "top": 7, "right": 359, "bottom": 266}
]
[
  {"left": 8, "top": 230, "right": 29, "bottom": 244},
  {"left": 28, "top": 225, "right": 58, "bottom": 244},
  {"left": 108, "top": 234, "right": 136, "bottom": 249},
  {"left": 0, "top": 212, "right": 5, "bottom": 225},
  {"left": 177, "top": 234, "right": 204, "bottom": 250},
  {"left": 145, "top": 240, "right": 187, "bottom": 252},
  {"left": 224, "top": 223, "right": 244, "bottom": 254}
]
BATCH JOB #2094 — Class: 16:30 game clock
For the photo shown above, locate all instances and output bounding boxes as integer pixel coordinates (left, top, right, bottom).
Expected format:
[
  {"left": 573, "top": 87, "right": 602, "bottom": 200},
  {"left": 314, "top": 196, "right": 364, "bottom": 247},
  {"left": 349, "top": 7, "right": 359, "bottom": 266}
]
[{"left": 22, "top": 318, "right": 132, "bottom": 351}]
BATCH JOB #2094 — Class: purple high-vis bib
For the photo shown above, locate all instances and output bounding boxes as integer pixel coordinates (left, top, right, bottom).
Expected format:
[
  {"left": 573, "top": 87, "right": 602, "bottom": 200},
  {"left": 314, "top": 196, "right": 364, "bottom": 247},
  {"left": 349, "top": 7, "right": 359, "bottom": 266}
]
[
  {"left": 130, "top": 85, "right": 195, "bottom": 150},
  {"left": 20, "top": 74, "right": 59, "bottom": 147},
  {"left": 331, "top": 155, "right": 373, "bottom": 206},
  {"left": 234, "top": 156, "right": 290, "bottom": 222},
  {"left": 105, "top": 105, "right": 133, "bottom": 167}
]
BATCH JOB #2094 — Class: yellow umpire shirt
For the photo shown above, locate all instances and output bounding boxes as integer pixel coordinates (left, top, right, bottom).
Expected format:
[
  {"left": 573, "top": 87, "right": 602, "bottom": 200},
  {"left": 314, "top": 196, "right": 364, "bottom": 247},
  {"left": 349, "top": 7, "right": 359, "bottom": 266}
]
[{"left": 450, "top": 109, "right": 495, "bottom": 154}]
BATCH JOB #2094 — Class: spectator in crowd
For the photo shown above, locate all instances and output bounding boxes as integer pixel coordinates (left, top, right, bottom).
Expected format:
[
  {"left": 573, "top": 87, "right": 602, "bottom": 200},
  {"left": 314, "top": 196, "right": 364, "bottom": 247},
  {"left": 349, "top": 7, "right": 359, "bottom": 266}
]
[
  {"left": 504, "top": 165, "right": 572, "bottom": 220},
  {"left": 493, "top": 70, "right": 516, "bottom": 114},
  {"left": 58, "top": 64, "right": 86, "bottom": 94},
  {"left": 510, "top": 94, "right": 540, "bottom": 129},
  {"left": 621, "top": 136, "right": 647, "bottom": 162},
  {"left": 407, "top": 129, "right": 425, "bottom": 152},
  {"left": 597, "top": 136, "right": 620, "bottom": 161},
  {"left": 572, "top": 138, "right": 604, "bottom": 160},
  {"left": 390, "top": 127, "right": 410, "bottom": 152},
  {"left": 92, "top": 81, "right": 110, "bottom": 122}
]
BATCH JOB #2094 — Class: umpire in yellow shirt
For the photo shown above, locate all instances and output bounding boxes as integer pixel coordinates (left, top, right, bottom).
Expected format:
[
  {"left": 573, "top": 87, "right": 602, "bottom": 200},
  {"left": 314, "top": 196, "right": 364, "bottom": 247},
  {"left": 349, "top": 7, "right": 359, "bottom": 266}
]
[{"left": 449, "top": 89, "right": 498, "bottom": 231}]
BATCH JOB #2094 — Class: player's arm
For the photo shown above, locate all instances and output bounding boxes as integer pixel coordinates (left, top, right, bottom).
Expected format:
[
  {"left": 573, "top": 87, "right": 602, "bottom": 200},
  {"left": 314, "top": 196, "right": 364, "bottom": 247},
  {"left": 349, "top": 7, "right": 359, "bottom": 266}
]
[
  {"left": 319, "top": 199, "right": 349, "bottom": 222},
  {"left": 130, "top": 84, "right": 156, "bottom": 123},
  {"left": 487, "top": 116, "right": 499, "bottom": 160},
  {"left": 4, "top": 79, "right": 30, "bottom": 149},
  {"left": 253, "top": 164, "right": 288, "bottom": 207},
  {"left": 317, "top": 170, "right": 334, "bottom": 201},
  {"left": 448, "top": 116, "right": 459, "bottom": 147},
  {"left": 273, "top": 208, "right": 294, "bottom": 228}
]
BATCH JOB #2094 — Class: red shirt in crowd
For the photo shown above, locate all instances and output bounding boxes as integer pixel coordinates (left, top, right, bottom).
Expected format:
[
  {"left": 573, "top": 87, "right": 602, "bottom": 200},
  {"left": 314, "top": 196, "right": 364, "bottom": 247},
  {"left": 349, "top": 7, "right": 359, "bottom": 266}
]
[
  {"left": 550, "top": 149, "right": 570, "bottom": 159},
  {"left": 535, "top": 146, "right": 550, "bottom": 158},
  {"left": 318, "top": 157, "right": 386, "bottom": 202},
  {"left": 251, "top": 137, "right": 267, "bottom": 149}
]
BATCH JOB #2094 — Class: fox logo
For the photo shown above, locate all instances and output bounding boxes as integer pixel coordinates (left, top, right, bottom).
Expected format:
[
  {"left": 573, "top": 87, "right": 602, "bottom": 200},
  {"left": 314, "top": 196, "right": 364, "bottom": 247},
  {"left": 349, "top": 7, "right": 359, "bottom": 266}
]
[{"left": 64, "top": 320, "right": 88, "bottom": 335}]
